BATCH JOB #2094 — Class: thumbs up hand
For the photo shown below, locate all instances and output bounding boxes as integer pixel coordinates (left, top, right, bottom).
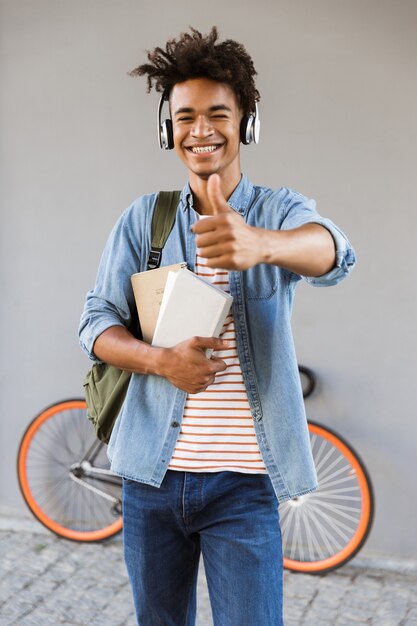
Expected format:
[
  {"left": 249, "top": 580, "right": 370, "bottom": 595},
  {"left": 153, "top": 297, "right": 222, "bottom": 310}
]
[{"left": 192, "top": 174, "right": 262, "bottom": 270}]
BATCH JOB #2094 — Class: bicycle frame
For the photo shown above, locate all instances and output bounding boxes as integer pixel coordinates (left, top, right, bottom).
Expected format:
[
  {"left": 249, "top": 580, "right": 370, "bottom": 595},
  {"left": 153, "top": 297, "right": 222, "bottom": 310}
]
[{"left": 69, "top": 438, "right": 122, "bottom": 504}]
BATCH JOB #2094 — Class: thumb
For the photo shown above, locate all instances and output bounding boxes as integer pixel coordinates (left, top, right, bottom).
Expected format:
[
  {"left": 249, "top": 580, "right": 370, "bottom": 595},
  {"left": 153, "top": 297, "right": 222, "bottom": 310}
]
[{"left": 207, "top": 174, "right": 232, "bottom": 216}]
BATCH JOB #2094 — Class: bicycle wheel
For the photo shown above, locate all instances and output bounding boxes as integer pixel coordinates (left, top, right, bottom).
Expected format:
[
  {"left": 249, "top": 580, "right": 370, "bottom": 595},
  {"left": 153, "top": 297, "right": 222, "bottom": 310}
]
[
  {"left": 17, "top": 399, "right": 123, "bottom": 542},
  {"left": 281, "top": 421, "right": 374, "bottom": 574}
]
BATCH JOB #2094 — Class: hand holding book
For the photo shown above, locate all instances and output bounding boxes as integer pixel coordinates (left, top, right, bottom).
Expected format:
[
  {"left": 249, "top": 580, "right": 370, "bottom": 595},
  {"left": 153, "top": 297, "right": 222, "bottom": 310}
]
[
  {"left": 152, "top": 335, "right": 229, "bottom": 394},
  {"left": 131, "top": 263, "right": 233, "bottom": 393}
]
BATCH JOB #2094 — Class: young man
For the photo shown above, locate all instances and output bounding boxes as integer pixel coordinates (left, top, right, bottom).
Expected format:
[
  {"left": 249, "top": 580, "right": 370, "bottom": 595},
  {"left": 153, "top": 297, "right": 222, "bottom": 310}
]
[{"left": 79, "top": 27, "right": 355, "bottom": 626}]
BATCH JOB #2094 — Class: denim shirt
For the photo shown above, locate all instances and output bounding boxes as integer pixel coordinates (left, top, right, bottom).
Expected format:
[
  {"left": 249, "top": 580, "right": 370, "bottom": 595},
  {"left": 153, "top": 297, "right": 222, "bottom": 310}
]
[{"left": 79, "top": 175, "right": 355, "bottom": 503}]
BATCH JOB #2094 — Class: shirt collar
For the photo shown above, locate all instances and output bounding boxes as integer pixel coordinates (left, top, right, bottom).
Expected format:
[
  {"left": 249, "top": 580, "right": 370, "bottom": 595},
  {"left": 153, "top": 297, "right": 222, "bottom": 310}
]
[{"left": 179, "top": 174, "right": 253, "bottom": 216}]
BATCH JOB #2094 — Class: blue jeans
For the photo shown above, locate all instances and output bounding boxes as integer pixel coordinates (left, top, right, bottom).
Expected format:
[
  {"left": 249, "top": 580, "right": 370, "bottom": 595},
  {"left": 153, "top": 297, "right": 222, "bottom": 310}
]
[{"left": 122, "top": 470, "right": 283, "bottom": 626}]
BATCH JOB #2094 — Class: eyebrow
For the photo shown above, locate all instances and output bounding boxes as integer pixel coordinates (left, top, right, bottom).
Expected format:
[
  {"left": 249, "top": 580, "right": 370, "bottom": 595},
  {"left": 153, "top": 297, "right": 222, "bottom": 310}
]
[{"left": 174, "top": 104, "right": 232, "bottom": 116}]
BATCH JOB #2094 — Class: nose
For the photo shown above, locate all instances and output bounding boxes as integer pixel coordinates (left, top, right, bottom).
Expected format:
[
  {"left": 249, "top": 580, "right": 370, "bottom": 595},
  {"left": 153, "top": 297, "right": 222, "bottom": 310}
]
[{"left": 191, "top": 115, "right": 214, "bottom": 138}]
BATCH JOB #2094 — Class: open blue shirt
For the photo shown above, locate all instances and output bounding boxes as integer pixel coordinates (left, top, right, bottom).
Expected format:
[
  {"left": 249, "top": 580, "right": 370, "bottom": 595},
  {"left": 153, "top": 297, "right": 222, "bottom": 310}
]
[{"left": 79, "top": 175, "right": 355, "bottom": 503}]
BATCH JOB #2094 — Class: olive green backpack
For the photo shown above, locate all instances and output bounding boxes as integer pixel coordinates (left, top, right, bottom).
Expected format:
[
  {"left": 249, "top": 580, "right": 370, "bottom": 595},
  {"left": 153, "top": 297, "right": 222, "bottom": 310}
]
[{"left": 83, "top": 190, "right": 181, "bottom": 443}]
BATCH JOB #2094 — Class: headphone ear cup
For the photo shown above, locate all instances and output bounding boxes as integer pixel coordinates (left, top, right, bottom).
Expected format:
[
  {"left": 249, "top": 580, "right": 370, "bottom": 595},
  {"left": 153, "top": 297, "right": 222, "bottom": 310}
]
[
  {"left": 161, "top": 118, "right": 174, "bottom": 150},
  {"left": 240, "top": 114, "right": 253, "bottom": 145},
  {"left": 240, "top": 105, "right": 260, "bottom": 145}
]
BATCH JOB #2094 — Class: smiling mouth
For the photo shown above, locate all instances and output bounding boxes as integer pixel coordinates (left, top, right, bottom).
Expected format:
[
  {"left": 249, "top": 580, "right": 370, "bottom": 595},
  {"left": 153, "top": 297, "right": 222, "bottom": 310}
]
[{"left": 186, "top": 144, "right": 223, "bottom": 154}]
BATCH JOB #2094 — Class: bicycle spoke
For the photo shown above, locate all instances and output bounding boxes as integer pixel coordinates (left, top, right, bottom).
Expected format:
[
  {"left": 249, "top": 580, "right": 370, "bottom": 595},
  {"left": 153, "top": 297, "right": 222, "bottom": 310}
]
[
  {"left": 302, "top": 508, "right": 323, "bottom": 561},
  {"left": 313, "top": 500, "right": 361, "bottom": 521},
  {"left": 26, "top": 436, "right": 72, "bottom": 469},
  {"left": 317, "top": 476, "right": 359, "bottom": 493},
  {"left": 314, "top": 444, "right": 338, "bottom": 475},
  {"left": 311, "top": 436, "right": 327, "bottom": 468},
  {"left": 308, "top": 506, "right": 344, "bottom": 553},
  {"left": 32, "top": 475, "right": 72, "bottom": 516},
  {"left": 303, "top": 501, "right": 353, "bottom": 542},
  {"left": 318, "top": 466, "right": 356, "bottom": 488},
  {"left": 316, "top": 487, "right": 362, "bottom": 499}
]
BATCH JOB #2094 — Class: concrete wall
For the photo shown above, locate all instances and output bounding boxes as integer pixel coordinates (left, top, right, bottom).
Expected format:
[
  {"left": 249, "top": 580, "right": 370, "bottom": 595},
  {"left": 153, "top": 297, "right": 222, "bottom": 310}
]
[{"left": 1, "top": 0, "right": 416, "bottom": 556}]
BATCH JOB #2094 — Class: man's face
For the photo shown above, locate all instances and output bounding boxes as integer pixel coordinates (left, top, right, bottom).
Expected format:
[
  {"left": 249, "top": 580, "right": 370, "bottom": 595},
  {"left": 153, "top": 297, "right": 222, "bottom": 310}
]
[{"left": 170, "top": 78, "right": 242, "bottom": 183}]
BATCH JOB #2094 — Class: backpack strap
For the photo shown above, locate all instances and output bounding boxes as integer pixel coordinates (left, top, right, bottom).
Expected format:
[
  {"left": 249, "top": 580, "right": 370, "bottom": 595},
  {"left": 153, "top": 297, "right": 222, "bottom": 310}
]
[{"left": 147, "top": 190, "right": 181, "bottom": 270}]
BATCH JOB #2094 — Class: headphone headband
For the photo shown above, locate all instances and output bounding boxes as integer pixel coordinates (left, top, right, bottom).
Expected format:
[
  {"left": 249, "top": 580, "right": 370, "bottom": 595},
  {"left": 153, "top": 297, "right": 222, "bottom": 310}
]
[
  {"left": 157, "top": 94, "right": 164, "bottom": 149},
  {"left": 253, "top": 102, "right": 261, "bottom": 144}
]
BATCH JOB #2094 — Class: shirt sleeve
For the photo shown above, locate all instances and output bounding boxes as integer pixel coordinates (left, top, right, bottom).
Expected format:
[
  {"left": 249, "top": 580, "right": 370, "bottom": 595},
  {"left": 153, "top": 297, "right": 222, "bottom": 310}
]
[
  {"left": 78, "top": 198, "right": 150, "bottom": 361},
  {"left": 279, "top": 189, "right": 356, "bottom": 286}
]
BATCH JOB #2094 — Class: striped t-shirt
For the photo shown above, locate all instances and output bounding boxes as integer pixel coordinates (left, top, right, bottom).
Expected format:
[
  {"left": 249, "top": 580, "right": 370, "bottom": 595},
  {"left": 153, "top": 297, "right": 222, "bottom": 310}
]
[{"left": 168, "top": 253, "right": 267, "bottom": 475}]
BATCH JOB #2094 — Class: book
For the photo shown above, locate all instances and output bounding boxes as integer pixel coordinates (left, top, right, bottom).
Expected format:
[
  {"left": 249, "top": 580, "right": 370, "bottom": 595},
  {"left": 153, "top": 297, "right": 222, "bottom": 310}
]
[
  {"left": 131, "top": 262, "right": 187, "bottom": 343},
  {"left": 151, "top": 268, "right": 233, "bottom": 353}
]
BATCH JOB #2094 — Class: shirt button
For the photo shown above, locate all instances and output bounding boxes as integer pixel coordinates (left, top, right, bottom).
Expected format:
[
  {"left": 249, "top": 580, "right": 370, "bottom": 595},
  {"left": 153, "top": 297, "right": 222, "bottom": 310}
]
[{"left": 171, "top": 421, "right": 180, "bottom": 428}]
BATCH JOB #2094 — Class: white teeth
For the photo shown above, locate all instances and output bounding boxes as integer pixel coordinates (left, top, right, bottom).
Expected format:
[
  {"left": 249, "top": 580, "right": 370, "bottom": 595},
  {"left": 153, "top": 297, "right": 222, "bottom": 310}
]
[{"left": 191, "top": 145, "right": 219, "bottom": 153}]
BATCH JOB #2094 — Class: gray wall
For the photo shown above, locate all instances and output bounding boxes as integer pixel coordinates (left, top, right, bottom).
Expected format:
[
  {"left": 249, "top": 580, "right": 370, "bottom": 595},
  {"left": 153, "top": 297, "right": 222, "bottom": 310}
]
[{"left": 1, "top": 0, "right": 416, "bottom": 557}]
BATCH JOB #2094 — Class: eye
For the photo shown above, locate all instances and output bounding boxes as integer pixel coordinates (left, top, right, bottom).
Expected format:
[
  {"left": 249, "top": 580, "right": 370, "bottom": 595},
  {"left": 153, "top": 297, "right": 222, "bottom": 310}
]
[
  {"left": 212, "top": 114, "right": 228, "bottom": 119},
  {"left": 178, "top": 116, "right": 193, "bottom": 122}
]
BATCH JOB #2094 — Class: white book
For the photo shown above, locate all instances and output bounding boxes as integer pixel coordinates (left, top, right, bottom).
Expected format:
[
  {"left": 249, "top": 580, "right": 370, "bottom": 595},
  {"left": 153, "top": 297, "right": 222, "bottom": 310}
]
[{"left": 152, "top": 268, "right": 233, "bottom": 353}]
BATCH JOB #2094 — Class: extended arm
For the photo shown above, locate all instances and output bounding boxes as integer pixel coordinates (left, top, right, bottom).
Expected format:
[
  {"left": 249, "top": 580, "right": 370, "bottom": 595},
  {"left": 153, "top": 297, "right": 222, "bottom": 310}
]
[
  {"left": 195, "top": 216, "right": 336, "bottom": 275},
  {"left": 255, "top": 222, "right": 336, "bottom": 276},
  {"left": 193, "top": 175, "right": 336, "bottom": 275}
]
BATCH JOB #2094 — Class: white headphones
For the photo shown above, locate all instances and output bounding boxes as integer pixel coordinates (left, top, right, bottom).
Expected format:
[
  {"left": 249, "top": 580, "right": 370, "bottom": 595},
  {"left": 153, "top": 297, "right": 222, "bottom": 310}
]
[
  {"left": 157, "top": 94, "right": 260, "bottom": 150},
  {"left": 157, "top": 94, "right": 174, "bottom": 150},
  {"left": 240, "top": 102, "right": 261, "bottom": 145}
]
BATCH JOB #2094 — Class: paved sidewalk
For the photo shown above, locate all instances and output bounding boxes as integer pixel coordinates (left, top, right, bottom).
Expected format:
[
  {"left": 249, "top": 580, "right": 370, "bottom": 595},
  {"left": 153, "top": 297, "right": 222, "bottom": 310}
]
[{"left": 1, "top": 520, "right": 417, "bottom": 625}]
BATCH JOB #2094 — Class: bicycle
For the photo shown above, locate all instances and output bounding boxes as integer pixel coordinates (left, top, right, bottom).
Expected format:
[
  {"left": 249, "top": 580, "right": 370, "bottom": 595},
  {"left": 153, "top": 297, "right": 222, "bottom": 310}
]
[{"left": 17, "top": 366, "right": 374, "bottom": 573}]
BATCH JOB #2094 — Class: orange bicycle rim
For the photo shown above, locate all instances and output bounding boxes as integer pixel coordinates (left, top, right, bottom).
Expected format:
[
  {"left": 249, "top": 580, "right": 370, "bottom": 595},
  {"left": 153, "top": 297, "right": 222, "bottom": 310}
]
[{"left": 18, "top": 400, "right": 123, "bottom": 542}]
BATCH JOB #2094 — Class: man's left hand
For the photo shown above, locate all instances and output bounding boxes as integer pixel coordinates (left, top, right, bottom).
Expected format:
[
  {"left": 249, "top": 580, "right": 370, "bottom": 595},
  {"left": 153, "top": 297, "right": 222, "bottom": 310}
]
[{"left": 192, "top": 174, "right": 261, "bottom": 270}]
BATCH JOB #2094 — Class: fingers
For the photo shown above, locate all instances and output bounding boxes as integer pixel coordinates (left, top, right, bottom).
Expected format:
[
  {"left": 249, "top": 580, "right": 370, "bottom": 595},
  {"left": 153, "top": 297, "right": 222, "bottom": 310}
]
[
  {"left": 195, "top": 227, "right": 231, "bottom": 253},
  {"left": 167, "top": 336, "right": 229, "bottom": 393},
  {"left": 187, "top": 356, "right": 227, "bottom": 393},
  {"left": 208, "top": 357, "right": 228, "bottom": 374},
  {"left": 190, "top": 336, "right": 229, "bottom": 352}
]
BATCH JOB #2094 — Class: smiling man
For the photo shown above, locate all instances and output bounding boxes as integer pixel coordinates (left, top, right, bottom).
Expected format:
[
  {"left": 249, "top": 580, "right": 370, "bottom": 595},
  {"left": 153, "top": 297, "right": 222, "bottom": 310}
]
[{"left": 79, "top": 27, "right": 355, "bottom": 626}]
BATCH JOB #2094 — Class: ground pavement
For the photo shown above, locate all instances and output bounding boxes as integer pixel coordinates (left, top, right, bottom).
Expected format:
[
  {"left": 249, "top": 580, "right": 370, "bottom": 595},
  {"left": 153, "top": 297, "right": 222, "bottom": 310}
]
[{"left": 0, "top": 516, "right": 416, "bottom": 626}]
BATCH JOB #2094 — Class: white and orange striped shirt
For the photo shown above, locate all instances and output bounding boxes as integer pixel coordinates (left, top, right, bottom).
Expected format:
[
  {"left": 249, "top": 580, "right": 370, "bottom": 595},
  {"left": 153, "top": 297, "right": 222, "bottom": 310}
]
[{"left": 168, "top": 253, "right": 267, "bottom": 475}]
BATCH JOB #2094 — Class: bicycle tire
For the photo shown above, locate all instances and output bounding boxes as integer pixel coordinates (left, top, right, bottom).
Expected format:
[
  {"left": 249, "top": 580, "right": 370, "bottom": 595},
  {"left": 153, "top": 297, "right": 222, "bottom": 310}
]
[
  {"left": 17, "top": 399, "right": 123, "bottom": 542},
  {"left": 281, "top": 420, "right": 374, "bottom": 574},
  {"left": 298, "top": 365, "right": 316, "bottom": 399}
]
